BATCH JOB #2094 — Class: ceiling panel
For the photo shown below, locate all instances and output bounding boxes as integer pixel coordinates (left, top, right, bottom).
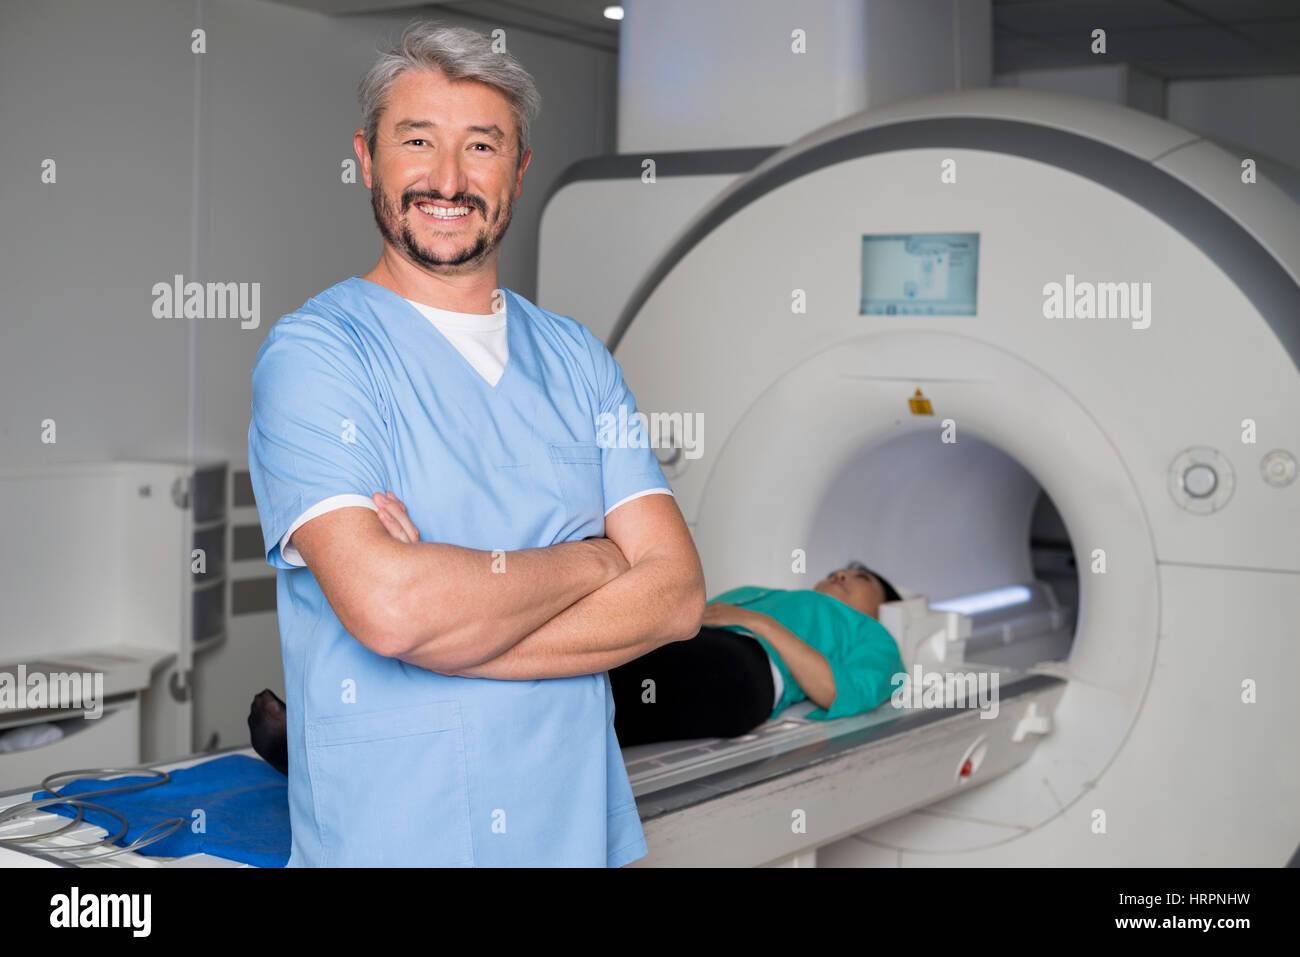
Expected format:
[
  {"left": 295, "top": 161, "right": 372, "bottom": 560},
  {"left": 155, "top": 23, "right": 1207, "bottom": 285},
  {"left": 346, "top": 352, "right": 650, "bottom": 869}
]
[
  {"left": 1236, "top": 18, "right": 1300, "bottom": 53},
  {"left": 260, "top": 0, "right": 1300, "bottom": 81},
  {"left": 993, "top": 0, "right": 1300, "bottom": 79},
  {"left": 263, "top": 0, "right": 618, "bottom": 50},
  {"left": 995, "top": 0, "right": 1202, "bottom": 34},
  {"left": 1176, "top": 0, "right": 1300, "bottom": 21}
]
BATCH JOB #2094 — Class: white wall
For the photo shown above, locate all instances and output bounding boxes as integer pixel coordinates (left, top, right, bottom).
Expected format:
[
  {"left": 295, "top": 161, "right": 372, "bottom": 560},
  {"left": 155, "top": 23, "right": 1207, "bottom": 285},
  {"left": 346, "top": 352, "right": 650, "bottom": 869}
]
[
  {"left": 617, "top": 0, "right": 990, "bottom": 153},
  {"left": 0, "top": 0, "right": 617, "bottom": 753},
  {"left": 994, "top": 63, "right": 1166, "bottom": 116},
  {"left": 0, "top": 0, "right": 196, "bottom": 466},
  {"left": 864, "top": 0, "right": 991, "bottom": 107},
  {"left": 1167, "top": 75, "right": 1300, "bottom": 171},
  {"left": 994, "top": 65, "right": 1300, "bottom": 173}
]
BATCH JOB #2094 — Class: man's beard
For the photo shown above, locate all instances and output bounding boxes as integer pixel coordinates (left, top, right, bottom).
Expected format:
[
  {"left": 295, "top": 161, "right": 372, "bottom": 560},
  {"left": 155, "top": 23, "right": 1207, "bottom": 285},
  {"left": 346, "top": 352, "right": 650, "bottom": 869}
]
[{"left": 370, "top": 172, "right": 514, "bottom": 273}]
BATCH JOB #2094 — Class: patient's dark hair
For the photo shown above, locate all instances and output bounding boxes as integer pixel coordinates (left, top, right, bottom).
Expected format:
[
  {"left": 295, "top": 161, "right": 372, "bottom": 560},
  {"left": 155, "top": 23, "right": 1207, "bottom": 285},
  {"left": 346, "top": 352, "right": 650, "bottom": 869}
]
[{"left": 845, "top": 560, "right": 902, "bottom": 604}]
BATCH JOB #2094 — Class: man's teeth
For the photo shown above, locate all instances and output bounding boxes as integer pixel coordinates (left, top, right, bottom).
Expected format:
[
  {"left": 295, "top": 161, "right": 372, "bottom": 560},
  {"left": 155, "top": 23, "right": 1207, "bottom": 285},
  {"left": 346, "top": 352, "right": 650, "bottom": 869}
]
[{"left": 416, "top": 204, "right": 472, "bottom": 219}]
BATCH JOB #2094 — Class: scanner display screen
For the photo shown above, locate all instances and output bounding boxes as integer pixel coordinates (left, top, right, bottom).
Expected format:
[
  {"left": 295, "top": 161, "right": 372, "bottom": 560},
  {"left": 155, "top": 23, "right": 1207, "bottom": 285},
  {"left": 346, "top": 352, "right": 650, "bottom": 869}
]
[{"left": 860, "top": 232, "right": 979, "bottom": 315}]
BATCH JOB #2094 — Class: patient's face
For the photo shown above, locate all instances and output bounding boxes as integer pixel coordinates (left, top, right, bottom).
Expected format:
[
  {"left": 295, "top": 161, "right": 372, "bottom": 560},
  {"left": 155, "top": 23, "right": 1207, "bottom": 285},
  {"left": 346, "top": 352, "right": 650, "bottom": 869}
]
[{"left": 814, "top": 567, "right": 885, "bottom": 619}]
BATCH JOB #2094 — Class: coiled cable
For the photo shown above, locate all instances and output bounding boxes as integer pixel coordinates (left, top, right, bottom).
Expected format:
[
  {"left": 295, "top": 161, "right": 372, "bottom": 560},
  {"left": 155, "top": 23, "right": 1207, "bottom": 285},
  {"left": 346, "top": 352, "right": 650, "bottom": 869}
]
[{"left": 0, "top": 766, "right": 186, "bottom": 864}]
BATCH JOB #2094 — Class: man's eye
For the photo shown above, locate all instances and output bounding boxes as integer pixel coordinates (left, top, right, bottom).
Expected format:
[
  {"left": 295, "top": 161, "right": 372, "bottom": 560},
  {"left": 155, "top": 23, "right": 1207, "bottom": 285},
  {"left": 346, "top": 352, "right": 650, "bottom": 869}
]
[
  {"left": 406, "top": 139, "right": 426, "bottom": 146},
  {"left": 470, "top": 143, "right": 492, "bottom": 151}
]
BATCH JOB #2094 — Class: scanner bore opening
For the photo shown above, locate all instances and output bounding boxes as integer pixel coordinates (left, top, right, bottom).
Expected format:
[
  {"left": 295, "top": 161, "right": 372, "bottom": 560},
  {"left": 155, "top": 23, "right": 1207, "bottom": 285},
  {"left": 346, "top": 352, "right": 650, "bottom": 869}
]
[{"left": 805, "top": 429, "right": 1079, "bottom": 670}]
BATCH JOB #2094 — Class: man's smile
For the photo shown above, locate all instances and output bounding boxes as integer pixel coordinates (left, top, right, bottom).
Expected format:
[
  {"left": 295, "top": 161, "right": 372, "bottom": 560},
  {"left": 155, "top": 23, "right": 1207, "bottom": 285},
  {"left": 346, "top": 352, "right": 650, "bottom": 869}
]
[{"left": 411, "top": 199, "right": 479, "bottom": 223}]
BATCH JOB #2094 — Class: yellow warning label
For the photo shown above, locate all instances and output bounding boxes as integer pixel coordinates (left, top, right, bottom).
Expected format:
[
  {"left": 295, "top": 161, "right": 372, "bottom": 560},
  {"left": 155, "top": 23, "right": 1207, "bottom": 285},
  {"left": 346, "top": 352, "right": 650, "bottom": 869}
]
[{"left": 908, "top": 388, "right": 933, "bottom": 415}]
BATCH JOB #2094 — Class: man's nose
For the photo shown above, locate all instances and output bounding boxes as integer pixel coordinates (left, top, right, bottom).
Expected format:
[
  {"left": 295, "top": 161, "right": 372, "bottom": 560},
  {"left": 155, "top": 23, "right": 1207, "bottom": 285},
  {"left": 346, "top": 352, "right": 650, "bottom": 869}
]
[{"left": 426, "top": 155, "right": 468, "bottom": 202}]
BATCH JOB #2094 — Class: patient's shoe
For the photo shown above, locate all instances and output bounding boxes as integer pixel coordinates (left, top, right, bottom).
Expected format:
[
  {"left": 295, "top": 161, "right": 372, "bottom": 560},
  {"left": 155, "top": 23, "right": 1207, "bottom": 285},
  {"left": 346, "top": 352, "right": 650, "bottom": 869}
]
[{"left": 248, "top": 689, "right": 289, "bottom": 776}]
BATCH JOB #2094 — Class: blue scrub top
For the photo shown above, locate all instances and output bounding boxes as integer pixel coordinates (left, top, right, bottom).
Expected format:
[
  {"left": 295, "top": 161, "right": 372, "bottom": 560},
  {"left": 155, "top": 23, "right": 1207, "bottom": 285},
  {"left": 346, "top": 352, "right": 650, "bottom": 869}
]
[{"left": 247, "top": 276, "right": 671, "bottom": 867}]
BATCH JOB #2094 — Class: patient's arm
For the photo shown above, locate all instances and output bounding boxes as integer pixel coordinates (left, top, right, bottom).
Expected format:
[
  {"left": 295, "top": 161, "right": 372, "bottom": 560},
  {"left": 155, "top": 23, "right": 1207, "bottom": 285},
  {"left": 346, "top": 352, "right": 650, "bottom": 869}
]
[{"left": 704, "top": 604, "right": 836, "bottom": 710}]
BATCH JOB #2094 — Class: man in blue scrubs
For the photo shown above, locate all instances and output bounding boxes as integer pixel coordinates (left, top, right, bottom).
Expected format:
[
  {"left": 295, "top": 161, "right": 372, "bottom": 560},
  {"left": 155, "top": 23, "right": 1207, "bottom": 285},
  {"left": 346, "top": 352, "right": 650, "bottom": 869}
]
[{"left": 247, "top": 22, "right": 706, "bottom": 867}]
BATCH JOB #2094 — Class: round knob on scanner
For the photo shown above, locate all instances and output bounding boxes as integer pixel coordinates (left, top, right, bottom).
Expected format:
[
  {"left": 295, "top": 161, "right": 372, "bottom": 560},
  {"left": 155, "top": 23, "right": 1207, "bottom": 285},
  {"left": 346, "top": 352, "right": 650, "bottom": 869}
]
[
  {"left": 1261, "top": 449, "right": 1296, "bottom": 488},
  {"left": 1168, "top": 446, "right": 1234, "bottom": 514},
  {"left": 1182, "top": 463, "right": 1218, "bottom": 498}
]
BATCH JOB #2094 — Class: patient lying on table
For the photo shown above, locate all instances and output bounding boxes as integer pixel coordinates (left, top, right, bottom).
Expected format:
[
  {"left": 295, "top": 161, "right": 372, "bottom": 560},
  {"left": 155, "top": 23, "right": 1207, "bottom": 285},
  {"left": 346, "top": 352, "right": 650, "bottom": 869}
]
[
  {"left": 248, "top": 555, "right": 905, "bottom": 771},
  {"left": 606, "top": 563, "right": 905, "bottom": 745}
]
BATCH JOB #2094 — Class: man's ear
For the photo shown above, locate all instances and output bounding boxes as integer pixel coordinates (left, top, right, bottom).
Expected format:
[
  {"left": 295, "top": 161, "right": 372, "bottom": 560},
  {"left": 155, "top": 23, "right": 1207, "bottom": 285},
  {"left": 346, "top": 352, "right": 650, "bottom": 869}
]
[
  {"left": 354, "top": 129, "right": 374, "bottom": 188},
  {"left": 514, "top": 148, "right": 532, "bottom": 196}
]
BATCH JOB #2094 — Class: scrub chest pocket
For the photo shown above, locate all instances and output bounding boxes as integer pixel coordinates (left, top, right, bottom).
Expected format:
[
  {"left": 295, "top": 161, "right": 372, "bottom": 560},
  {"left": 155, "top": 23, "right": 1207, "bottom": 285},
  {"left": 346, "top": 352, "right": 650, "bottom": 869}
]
[
  {"left": 548, "top": 441, "right": 604, "bottom": 516},
  {"left": 305, "top": 700, "right": 473, "bottom": 867}
]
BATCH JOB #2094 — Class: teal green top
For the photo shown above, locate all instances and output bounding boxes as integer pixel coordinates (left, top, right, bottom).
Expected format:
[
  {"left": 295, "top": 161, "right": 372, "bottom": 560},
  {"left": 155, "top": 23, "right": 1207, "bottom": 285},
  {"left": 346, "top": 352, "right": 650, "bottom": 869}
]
[{"left": 708, "top": 586, "right": 905, "bottom": 721}]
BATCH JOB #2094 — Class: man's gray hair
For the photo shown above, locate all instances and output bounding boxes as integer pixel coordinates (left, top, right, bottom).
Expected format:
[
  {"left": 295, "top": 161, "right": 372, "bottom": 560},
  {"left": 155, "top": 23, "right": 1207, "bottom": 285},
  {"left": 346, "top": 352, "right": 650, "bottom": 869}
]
[{"left": 358, "top": 21, "right": 541, "bottom": 165}]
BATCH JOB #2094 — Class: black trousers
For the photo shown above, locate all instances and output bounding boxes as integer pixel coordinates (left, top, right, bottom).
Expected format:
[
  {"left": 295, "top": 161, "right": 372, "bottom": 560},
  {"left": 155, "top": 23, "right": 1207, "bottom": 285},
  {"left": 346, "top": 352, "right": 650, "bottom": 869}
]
[{"left": 608, "top": 626, "right": 776, "bottom": 746}]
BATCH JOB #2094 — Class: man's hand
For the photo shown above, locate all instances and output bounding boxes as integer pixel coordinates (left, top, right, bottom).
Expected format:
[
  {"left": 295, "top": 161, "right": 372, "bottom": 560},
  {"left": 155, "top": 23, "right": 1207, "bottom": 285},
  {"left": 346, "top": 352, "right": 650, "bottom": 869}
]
[
  {"left": 373, "top": 490, "right": 629, "bottom": 581},
  {"left": 585, "top": 536, "right": 631, "bottom": 578},
  {"left": 291, "top": 498, "right": 631, "bottom": 668},
  {"left": 373, "top": 490, "right": 420, "bottom": 543},
  {"left": 367, "top": 490, "right": 632, "bottom": 676},
  {"left": 446, "top": 493, "right": 705, "bottom": 680}
]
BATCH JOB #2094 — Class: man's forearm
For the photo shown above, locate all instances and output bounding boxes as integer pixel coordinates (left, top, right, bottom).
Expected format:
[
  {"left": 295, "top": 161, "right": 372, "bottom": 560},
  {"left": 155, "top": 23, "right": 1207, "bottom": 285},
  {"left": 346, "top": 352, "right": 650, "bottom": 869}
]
[
  {"left": 447, "top": 550, "right": 705, "bottom": 680},
  {"left": 384, "top": 537, "right": 625, "bottom": 672}
]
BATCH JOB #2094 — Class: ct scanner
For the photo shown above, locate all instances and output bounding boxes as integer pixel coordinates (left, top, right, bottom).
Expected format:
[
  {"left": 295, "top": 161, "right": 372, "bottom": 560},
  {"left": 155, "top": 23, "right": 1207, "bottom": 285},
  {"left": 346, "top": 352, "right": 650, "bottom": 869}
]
[
  {"left": 1, "top": 90, "right": 1295, "bottom": 868},
  {"left": 541, "top": 89, "right": 1300, "bottom": 867}
]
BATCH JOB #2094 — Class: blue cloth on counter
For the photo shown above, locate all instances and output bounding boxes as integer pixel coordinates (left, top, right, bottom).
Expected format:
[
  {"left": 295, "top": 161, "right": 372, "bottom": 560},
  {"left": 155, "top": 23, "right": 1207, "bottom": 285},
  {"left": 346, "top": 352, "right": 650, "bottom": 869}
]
[{"left": 38, "top": 754, "right": 289, "bottom": 868}]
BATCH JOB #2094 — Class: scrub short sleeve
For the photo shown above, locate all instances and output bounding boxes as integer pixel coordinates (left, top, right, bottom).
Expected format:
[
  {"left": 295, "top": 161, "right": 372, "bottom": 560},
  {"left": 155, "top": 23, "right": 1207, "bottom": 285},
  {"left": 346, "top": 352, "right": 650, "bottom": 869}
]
[
  {"left": 583, "top": 327, "right": 673, "bottom": 515},
  {"left": 247, "top": 316, "right": 392, "bottom": 569},
  {"left": 805, "top": 618, "right": 907, "bottom": 721}
]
